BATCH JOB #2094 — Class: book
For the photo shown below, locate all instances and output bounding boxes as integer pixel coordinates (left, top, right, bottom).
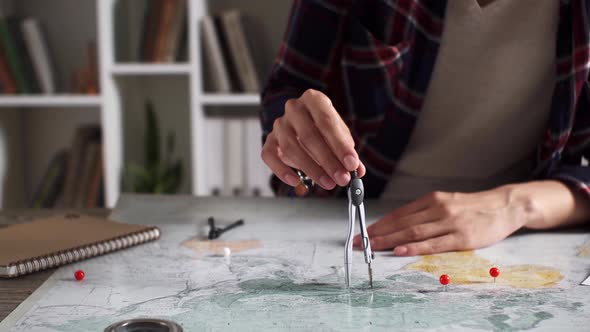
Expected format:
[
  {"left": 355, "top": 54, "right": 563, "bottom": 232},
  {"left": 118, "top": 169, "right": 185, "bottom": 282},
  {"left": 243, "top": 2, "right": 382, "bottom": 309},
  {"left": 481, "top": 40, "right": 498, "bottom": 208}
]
[
  {"left": 204, "top": 117, "right": 224, "bottom": 196},
  {"left": 201, "top": 16, "right": 231, "bottom": 92},
  {"left": 224, "top": 118, "right": 244, "bottom": 196},
  {"left": 0, "top": 46, "right": 16, "bottom": 93},
  {"left": 85, "top": 41, "right": 99, "bottom": 94},
  {"left": 21, "top": 18, "right": 55, "bottom": 94},
  {"left": 8, "top": 17, "right": 39, "bottom": 93},
  {"left": 175, "top": 15, "right": 188, "bottom": 62},
  {"left": 0, "top": 214, "right": 160, "bottom": 278},
  {"left": 0, "top": 18, "right": 29, "bottom": 93},
  {"left": 159, "top": 0, "right": 185, "bottom": 62},
  {"left": 153, "top": 0, "right": 177, "bottom": 62},
  {"left": 74, "top": 141, "right": 100, "bottom": 208},
  {"left": 30, "top": 150, "right": 69, "bottom": 208},
  {"left": 213, "top": 15, "right": 241, "bottom": 92},
  {"left": 139, "top": 0, "right": 158, "bottom": 62},
  {"left": 85, "top": 143, "right": 103, "bottom": 208},
  {"left": 218, "top": 11, "right": 260, "bottom": 92},
  {"left": 59, "top": 125, "right": 101, "bottom": 208}
]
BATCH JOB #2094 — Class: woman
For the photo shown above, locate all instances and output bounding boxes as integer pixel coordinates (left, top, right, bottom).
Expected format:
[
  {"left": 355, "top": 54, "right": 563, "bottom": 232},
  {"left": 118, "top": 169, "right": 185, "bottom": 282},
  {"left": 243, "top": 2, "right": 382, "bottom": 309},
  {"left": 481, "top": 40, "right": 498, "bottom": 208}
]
[{"left": 259, "top": 0, "right": 590, "bottom": 256}]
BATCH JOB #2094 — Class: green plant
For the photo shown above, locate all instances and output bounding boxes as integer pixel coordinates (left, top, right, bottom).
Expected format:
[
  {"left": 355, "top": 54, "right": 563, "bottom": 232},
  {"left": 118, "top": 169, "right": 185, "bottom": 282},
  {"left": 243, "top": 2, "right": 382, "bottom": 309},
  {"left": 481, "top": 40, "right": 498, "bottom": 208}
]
[{"left": 123, "top": 101, "right": 182, "bottom": 193}]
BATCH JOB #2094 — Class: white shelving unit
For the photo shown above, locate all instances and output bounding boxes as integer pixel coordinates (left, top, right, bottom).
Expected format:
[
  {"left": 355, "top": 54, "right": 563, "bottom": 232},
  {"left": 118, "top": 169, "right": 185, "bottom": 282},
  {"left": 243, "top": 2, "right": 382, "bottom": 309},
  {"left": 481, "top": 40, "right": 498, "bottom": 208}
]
[
  {"left": 0, "top": 0, "right": 289, "bottom": 208},
  {"left": 98, "top": 0, "right": 285, "bottom": 206},
  {"left": 98, "top": 0, "right": 256, "bottom": 206},
  {"left": 111, "top": 63, "right": 192, "bottom": 76},
  {"left": 0, "top": 95, "right": 102, "bottom": 107},
  {"left": 201, "top": 94, "right": 260, "bottom": 106}
]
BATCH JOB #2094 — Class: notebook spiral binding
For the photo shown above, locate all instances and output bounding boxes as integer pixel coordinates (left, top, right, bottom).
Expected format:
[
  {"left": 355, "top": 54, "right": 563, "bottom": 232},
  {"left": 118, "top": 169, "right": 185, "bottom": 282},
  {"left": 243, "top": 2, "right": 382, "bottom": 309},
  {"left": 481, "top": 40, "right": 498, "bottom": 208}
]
[{"left": 10, "top": 228, "right": 160, "bottom": 278}]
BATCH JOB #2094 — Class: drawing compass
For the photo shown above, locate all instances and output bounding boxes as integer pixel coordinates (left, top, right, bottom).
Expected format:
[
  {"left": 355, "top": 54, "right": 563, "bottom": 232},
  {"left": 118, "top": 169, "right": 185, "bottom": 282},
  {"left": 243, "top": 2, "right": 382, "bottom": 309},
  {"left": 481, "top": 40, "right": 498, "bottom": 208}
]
[{"left": 345, "top": 170, "right": 374, "bottom": 288}]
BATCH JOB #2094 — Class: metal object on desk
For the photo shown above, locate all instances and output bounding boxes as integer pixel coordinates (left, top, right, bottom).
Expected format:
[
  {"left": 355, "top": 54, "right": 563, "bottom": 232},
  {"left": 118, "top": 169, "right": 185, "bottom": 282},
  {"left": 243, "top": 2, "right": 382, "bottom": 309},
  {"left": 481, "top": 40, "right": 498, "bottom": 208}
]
[
  {"left": 208, "top": 217, "right": 245, "bottom": 240},
  {"left": 104, "top": 318, "right": 183, "bottom": 332},
  {"left": 345, "top": 170, "right": 374, "bottom": 288}
]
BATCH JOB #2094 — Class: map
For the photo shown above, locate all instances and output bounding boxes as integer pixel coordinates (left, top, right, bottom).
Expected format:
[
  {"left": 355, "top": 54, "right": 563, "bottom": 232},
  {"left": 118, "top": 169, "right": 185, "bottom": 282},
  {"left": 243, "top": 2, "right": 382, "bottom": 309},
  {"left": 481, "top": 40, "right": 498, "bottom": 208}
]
[{"left": 2, "top": 195, "right": 590, "bottom": 331}]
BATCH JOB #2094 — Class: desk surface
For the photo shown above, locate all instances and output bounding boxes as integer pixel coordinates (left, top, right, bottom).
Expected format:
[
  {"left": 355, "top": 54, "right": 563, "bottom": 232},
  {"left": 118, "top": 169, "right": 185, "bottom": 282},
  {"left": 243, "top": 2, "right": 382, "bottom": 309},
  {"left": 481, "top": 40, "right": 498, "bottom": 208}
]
[{"left": 1, "top": 195, "right": 590, "bottom": 331}]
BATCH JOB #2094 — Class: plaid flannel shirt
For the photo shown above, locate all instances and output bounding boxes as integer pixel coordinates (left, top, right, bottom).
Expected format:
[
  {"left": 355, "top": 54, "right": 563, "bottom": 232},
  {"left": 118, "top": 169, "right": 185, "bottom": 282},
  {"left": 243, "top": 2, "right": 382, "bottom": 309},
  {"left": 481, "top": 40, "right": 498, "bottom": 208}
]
[{"left": 260, "top": 0, "right": 590, "bottom": 198}]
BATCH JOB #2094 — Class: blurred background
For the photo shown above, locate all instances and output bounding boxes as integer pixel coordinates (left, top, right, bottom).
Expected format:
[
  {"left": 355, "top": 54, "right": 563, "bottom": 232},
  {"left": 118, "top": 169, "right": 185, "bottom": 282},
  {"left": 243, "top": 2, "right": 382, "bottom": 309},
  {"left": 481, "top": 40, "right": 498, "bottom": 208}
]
[{"left": 0, "top": 0, "right": 291, "bottom": 209}]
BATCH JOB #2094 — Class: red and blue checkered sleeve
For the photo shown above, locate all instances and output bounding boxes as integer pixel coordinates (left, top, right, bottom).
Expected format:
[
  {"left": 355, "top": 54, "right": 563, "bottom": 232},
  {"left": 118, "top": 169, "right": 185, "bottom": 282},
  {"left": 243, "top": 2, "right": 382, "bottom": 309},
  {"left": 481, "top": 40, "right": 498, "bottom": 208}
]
[
  {"left": 260, "top": 0, "right": 354, "bottom": 142},
  {"left": 544, "top": 2, "right": 590, "bottom": 200},
  {"left": 547, "top": 81, "right": 590, "bottom": 199}
]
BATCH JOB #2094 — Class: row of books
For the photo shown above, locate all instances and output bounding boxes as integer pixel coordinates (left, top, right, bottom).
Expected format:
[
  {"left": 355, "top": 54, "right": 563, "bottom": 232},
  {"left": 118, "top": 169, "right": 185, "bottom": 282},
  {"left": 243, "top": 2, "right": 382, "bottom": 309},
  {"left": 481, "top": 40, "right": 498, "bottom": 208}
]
[
  {"left": 201, "top": 10, "right": 260, "bottom": 93},
  {"left": 0, "top": 17, "right": 56, "bottom": 94},
  {"left": 31, "top": 125, "right": 104, "bottom": 208},
  {"left": 139, "top": 0, "right": 188, "bottom": 63},
  {"left": 205, "top": 117, "right": 272, "bottom": 197}
]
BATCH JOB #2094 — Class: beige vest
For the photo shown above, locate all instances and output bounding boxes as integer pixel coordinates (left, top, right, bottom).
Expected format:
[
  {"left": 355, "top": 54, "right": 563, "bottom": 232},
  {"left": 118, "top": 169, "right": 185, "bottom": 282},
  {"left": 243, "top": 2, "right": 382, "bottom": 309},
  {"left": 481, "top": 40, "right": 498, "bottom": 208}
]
[{"left": 382, "top": 0, "right": 560, "bottom": 201}]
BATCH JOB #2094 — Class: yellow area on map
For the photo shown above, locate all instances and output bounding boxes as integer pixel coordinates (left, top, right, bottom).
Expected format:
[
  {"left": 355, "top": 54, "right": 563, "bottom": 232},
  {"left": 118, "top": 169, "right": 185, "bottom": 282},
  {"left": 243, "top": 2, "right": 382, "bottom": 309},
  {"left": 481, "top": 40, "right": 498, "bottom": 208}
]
[
  {"left": 182, "top": 239, "right": 261, "bottom": 256},
  {"left": 578, "top": 239, "right": 590, "bottom": 258},
  {"left": 404, "top": 251, "right": 563, "bottom": 288}
]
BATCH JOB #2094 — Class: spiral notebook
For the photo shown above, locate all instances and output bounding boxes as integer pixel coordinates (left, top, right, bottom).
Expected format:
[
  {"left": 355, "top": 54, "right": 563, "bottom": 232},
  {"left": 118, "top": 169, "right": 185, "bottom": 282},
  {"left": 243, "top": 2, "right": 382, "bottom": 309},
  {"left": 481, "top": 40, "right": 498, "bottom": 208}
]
[{"left": 0, "top": 214, "right": 160, "bottom": 278}]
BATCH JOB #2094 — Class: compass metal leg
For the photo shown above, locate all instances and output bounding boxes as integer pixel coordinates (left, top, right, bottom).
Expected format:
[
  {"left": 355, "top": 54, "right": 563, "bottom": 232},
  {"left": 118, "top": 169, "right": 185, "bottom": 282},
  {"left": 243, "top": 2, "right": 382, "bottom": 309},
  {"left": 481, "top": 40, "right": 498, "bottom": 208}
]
[
  {"left": 358, "top": 203, "right": 372, "bottom": 265},
  {"left": 344, "top": 202, "right": 355, "bottom": 288},
  {"left": 358, "top": 203, "right": 374, "bottom": 288}
]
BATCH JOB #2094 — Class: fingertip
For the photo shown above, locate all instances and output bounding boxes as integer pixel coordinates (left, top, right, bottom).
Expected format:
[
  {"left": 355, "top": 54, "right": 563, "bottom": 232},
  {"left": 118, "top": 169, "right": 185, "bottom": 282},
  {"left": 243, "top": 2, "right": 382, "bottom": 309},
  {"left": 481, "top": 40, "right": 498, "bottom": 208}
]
[
  {"left": 319, "top": 175, "right": 336, "bottom": 190},
  {"left": 333, "top": 170, "right": 351, "bottom": 187},
  {"left": 284, "top": 174, "right": 300, "bottom": 187},
  {"left": 369, "top": 239, "right": 378, "bottom": 250},
  {"left": 343, "top": 154, "right": 359, "bottom": 171},
  {"left": 358, "top": 162, "right": 367, "bottom": 177},
  {"left": 393, "top": 246, "right": 408, "bottom": 256}
]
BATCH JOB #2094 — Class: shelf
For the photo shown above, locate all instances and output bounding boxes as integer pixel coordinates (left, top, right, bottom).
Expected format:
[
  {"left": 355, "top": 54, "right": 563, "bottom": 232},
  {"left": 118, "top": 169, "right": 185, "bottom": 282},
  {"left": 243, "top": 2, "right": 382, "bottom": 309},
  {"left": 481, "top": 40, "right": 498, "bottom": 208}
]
[
  {"left": 0, "top": 95, "right": 102, "bottom": 108},
  {"left": 200, "top": 94, "right": 261, "bottom": 105},
  {"left": 111, "top": 63, "right": 191, "bottom": 76}
]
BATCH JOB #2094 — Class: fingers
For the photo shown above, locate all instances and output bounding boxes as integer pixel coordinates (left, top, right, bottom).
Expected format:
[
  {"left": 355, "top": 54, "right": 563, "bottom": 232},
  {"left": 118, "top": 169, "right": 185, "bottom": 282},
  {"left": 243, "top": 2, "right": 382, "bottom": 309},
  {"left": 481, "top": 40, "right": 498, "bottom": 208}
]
[
  {"left": 273, "top": 119, "right": 336, "bottom": 190},
  {"left": 353, "top": 192, "right": 455, "bottom": 248},
  {"left": 299, "top": 89, "right": 360, "bottom": 172},
  {"left": 368, "top": 209, "right": 436, "bottom": 239},
  {"left": 365, "top": 199, "right": 431, "bottom": 237},
  {"left": 365, "top": 191, "right": 452, "bottom": 236},
  {"left": 369, "top": 220, "right": 452, "bottom": 251},
  {"left": 260, "top": 133, "right": 300, "bottom": 187},
  {"left": 285, "top": 99, "right": 350, "bottom": 186},
  {"left": 264, "top": 89, "right": 366, "bottom": 190},
  {"left": 353, "top": 209, "right": 434, "bottom": 248},
  {"left": 393, "top": 233, "right": 460, "bottom": 256}
]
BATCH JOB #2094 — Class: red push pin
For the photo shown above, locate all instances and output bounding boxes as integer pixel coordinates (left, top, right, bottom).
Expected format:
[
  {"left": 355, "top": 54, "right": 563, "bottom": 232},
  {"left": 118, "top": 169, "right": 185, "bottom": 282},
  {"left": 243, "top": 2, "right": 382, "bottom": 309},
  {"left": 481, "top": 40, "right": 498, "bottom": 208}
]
[
  {"left": 489, "top": 267, "right": 500, "bottom": 285},
  {"left": 74, "top": 270, "right": 85, "bottom": 281},
  {"left": 439, "top": 274, "right": 450, "bottom": 291}
]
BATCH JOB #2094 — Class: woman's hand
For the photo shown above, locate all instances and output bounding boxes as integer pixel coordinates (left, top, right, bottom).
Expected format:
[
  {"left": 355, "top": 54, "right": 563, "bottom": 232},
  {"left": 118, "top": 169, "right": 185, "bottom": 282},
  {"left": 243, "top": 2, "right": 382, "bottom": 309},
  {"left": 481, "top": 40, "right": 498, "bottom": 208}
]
[
  {"left": 261, "top": 89, "right": 365, "bottom": 190},
  {"left": 354, "top": 181, "right": 590, "bottom": 256}
]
